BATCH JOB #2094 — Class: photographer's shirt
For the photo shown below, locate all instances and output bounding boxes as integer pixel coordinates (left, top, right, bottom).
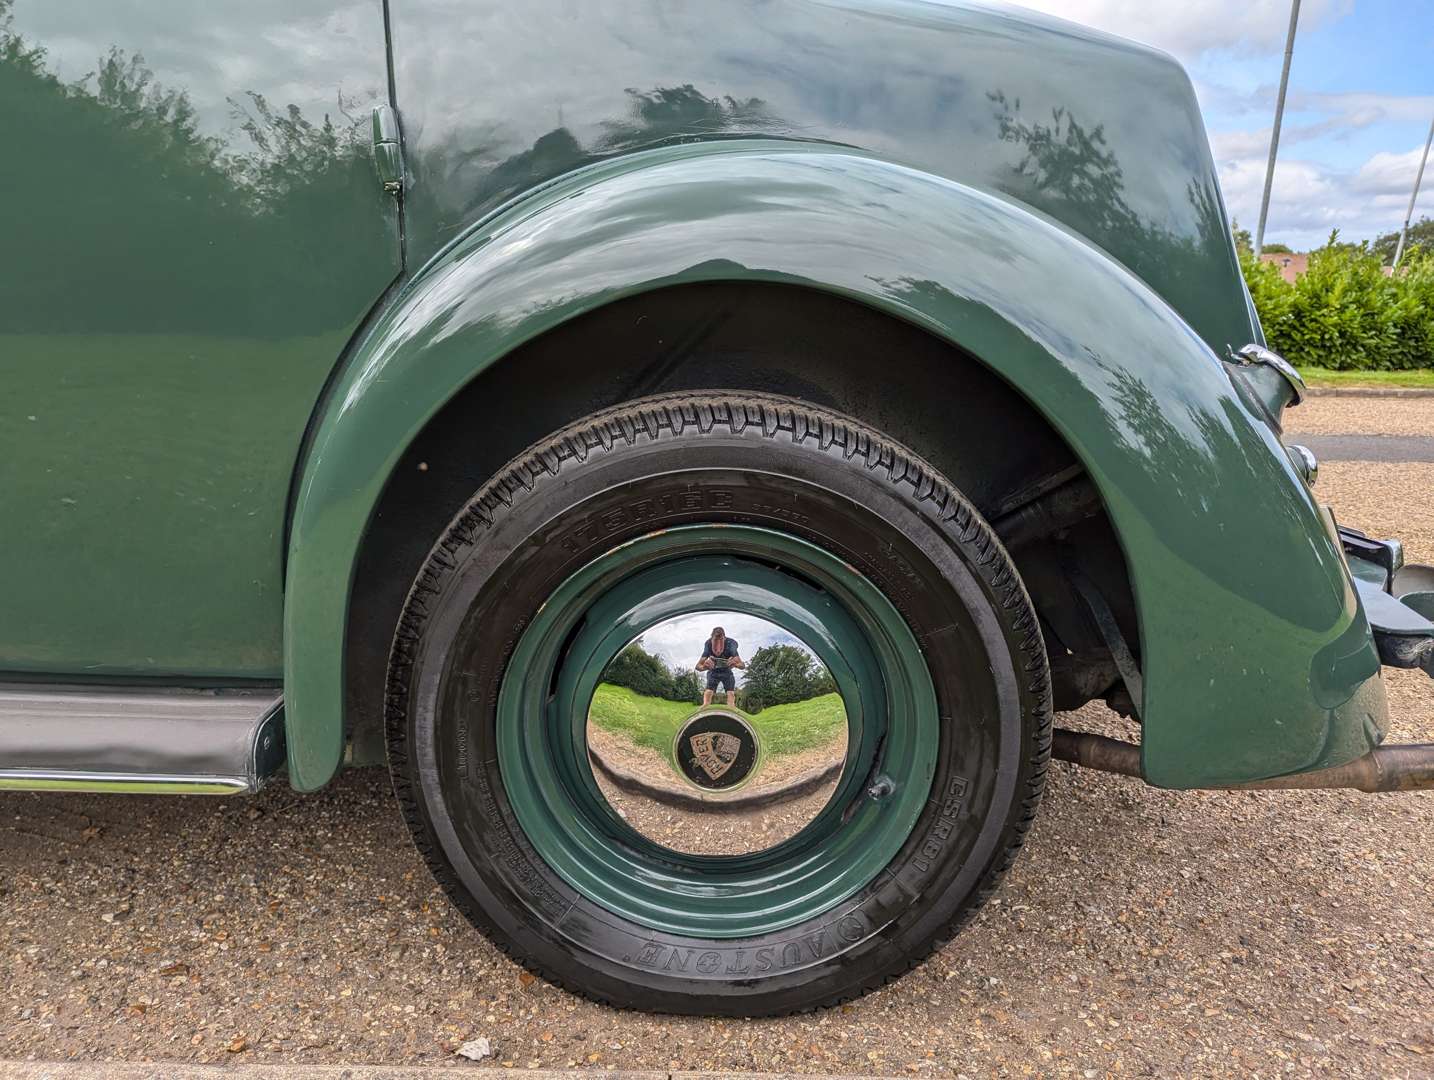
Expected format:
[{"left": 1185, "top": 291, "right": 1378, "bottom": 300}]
[{"left": 701, "top": 638, "right": 739, "bottom": 665}]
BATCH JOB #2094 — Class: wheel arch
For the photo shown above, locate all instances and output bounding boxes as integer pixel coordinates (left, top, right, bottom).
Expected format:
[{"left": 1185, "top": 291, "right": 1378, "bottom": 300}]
[
  {"left": 340, "top": 280, "right": 1130, "bottom": 772},
  {"left": 283, "top": 142, "right": 1375, "bottom": 792}
]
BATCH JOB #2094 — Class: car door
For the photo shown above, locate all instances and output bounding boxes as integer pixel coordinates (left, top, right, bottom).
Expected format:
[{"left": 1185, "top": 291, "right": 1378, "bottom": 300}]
[{"left": 0, "top": 0, "right": 400, "bottom": 678}]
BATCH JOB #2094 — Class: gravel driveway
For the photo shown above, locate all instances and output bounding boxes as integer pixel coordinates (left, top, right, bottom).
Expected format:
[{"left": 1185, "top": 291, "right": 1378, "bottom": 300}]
[{"left": 3, "top": 395, "right": 1432, "bottom": 1077}]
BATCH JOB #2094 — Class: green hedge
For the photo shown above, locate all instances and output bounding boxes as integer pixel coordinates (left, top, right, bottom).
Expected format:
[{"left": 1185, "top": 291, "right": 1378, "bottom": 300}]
[
  {"left": 604, "top": 641, "right": 703, "bottom": 705},
  {"left": 1240, "top": 238, "right": 1434, "bottom": 371}
]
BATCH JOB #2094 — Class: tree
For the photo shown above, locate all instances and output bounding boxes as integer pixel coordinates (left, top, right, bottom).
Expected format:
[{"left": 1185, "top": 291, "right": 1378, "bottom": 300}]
[
  {"left": 1372, "top": 216, "right": 1434, "bottom": 266},
  {"left": 810, "top": 668, "right": 837, "bottom": 697},
  {"left": 739, "top": 645, "right": 832, "bottom": 707},
  {"left": 1230, "top": 221, "right": 1290, "bottom": 254},
  {"left": 604, "top": 640, "right": 673, "bottom": 699},
  {"left": 601, "top": 641, "right": 709, "bottom": 703},
  {"left": 1232, "top": 219, "right": 1252, "bottom": 255},
  {"left": 668, "top": 668, "right": 702, "bottom": 706}
]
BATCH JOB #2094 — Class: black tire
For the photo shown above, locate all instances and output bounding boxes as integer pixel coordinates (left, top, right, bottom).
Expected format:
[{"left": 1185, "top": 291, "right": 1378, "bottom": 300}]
[{"left": 385, "top": 392, "right": 1050, "bottom": 1015}]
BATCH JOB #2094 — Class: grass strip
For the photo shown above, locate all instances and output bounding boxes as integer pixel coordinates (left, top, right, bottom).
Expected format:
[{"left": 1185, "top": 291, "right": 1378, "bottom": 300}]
[
  {"left": 587, "top": 683, "right": 846, "bottom": 763},
  {"left": 1298, "top": 367, "right": 1434, "bottom": 389}
]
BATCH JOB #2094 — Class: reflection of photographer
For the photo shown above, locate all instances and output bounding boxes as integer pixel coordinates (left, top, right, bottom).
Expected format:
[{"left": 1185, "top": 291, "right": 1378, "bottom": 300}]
[{"left": 696, "top": 626, "right": 744, "bottom": 707}]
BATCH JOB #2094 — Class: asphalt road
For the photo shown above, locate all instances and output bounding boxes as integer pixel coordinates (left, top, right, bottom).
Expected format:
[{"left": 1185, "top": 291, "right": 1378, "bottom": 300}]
[
  {"left": 1286, "top": 433, "right": 1434, "bottom": 464},
  {"left": 1286, "top": 391, "right": 1434, "bottom": 463},
  {"left": 3, "top": 395, "right": 1432, "bottom": 1077}
]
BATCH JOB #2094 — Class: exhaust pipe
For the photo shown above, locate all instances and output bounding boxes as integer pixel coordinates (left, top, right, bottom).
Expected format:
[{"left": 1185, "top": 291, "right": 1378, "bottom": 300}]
[{"left": 1053, "top": 729, "right": 1434, "bottom": 793}]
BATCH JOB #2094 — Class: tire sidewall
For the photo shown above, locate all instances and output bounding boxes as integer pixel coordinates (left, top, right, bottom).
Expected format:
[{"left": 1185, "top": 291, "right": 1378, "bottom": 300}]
[{"left": 387, "top": 396, "right": 1048, "bottom": 1013}]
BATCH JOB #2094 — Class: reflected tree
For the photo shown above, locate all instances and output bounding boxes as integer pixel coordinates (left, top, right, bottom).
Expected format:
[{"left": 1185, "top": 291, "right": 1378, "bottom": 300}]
[
  {"left": 739, "top": 644, "right": 835, "bottom": 711},
  {"left": 989, "top": 91, "right": 1132, "bottom": 240},
  {"left": 0, "top": 0, "right": 39, "bottom": 72},
  {"left": 406, "top": 83, "right": 777, "bottom": 258},
  {"left": 598, "top": 84, "right": 775, "bottom": 149},
  {"left": 603, "top": 639, "right": 705, "bottom": 705},
  {"left": 0, "top": 0, "right": 388, "bottom": 337},
  {"left": 1100, "top": 360, "right": 1324, "bottom": 617},
  {"left": 988, "top": 90, "right": 1234, "bottom": 319},
  {"left": 230, "top": 90, "right": 367, "bottom": 204}
]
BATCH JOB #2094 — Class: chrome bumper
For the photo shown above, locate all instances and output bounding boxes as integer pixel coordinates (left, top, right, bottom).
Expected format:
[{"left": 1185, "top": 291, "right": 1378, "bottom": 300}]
[{"left": 1341, "top": 527, "right": 1434, "bottom": 677}]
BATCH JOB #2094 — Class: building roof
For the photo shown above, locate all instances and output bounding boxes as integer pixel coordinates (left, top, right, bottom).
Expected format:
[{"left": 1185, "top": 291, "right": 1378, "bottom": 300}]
[{"left": 1259, "top": 252, "right": 1309, "bottom": 283}]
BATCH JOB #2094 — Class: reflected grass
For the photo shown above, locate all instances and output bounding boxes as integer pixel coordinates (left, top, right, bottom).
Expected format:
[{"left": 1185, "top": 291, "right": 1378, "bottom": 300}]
[{"left": 587, "top": 683, "right": 845, "bottom": 764}]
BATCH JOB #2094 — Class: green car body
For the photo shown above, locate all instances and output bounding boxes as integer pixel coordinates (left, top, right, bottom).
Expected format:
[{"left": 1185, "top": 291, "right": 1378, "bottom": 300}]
[{"left": 0, "top": 0, "right": 1401, "bottom": 793}]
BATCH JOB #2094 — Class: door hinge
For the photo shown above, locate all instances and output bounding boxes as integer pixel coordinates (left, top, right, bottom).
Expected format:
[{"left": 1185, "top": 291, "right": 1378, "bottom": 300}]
[{"left": 371, "top": 103, "right": 404, "bottom": 197}]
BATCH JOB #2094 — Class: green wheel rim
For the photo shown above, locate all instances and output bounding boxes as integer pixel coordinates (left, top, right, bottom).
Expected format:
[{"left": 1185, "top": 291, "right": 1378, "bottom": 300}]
[{"left": 496, "top": 525, "right": 938, "bottom": 938}]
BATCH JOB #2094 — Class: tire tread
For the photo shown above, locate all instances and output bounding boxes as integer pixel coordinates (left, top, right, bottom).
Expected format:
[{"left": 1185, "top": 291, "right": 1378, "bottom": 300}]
[{"left": 385, "top": 392, "right": 1051, "bottom": 1016}]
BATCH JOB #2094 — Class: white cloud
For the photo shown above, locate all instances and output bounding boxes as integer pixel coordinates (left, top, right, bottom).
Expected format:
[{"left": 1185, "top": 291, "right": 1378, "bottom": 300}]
[
  {"left": 629, "top": 613, "right": 817, "bottom": 686},
  {"left": 1351, "top": 145, "right": 1433, "bottom": 197},
  {"left": 1208, "top": 91, "right": 1434, "bottom": 156},
  {"left": 1008, "top": 0, "right": 1351, "bottom": 61},
  {"left": 9, "top": 0, "right": 385, "bottom": 140},
  {"left": 1210, "top": 123, "right": 1318, "bottom": 161},
  {"left": 1200, "top": 82, "right": 1434, "bottom": 249},
  {"left": 1290, "top": 90, "right": 1434, "bottom": 129},
  {"left": 1214, "top": 141, "right": 1430, "bottom": 249}
]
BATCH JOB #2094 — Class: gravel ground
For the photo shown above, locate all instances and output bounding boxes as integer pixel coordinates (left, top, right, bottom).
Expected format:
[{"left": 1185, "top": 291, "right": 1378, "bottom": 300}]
[
  {"left": 4, "top": 417, "right": 1433, "bottom": 1077},
  {"left": 595, "top": 770, "right": 838, "bottom": 857},
  {"left": 588, "top": 728, "right": 845, "bottom": 856},
  {"left": 1287, "top": 393, "right": 1434, "bottom": 438}
]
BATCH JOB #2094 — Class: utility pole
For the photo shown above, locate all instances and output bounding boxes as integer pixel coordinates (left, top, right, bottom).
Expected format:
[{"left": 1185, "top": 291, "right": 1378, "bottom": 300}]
[
  {"left": 1393, "top": 115, "right": 1434, "bottom": 269},
  {"left": 1254, "top": 0, "right": 1302, "bottom": 258}
]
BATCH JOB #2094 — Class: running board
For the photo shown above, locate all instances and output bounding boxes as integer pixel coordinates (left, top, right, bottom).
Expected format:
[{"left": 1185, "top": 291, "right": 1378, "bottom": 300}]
[{"left": 0, "top": 684, "right": 284, "bottom": 795}]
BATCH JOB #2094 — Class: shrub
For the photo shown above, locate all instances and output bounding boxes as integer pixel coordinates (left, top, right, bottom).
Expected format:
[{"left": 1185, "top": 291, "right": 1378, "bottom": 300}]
[
  {"left": 604, "top": 641, "right": 673, "bottom": 699},
  {"left": 603, "top": 640, "right": 708, "bottom": 704},
  {"left": 668, "top": 668, "right": 702, "bottom": 706},
  {"left": 1241, "top": 234, "right": 1434, "bottom": 371},
  {"left": 740, "top": 644, "right": 834, "bottom": 707}
]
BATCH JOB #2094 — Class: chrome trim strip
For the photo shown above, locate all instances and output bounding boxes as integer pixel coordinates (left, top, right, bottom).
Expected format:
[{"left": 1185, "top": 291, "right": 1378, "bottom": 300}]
[
  {"left": 0, "top": 684, "right": 283, "bottom": 794},
  {"left": 0, "top": 770, "right": 249, "bottom": 795}
]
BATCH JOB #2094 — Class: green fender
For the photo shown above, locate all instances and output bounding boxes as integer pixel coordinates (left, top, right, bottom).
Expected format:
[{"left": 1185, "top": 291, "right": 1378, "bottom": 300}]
[{"left": 283, "top": 141, "right": 1383, "bottom": 792}]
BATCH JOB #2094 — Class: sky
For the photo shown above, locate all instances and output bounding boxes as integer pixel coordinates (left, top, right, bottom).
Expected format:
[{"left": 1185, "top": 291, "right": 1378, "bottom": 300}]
[
  {"left": 1014, "top": 0, "right": 1434, "bottom": 251},
  {"left": 628, "top": 613, "right": 818, "bottom": 687}
]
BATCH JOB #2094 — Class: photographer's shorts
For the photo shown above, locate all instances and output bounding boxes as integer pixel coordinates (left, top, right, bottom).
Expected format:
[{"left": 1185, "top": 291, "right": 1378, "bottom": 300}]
[{"left": 705, "top": 667, "right": 736, "bottom": 692}]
